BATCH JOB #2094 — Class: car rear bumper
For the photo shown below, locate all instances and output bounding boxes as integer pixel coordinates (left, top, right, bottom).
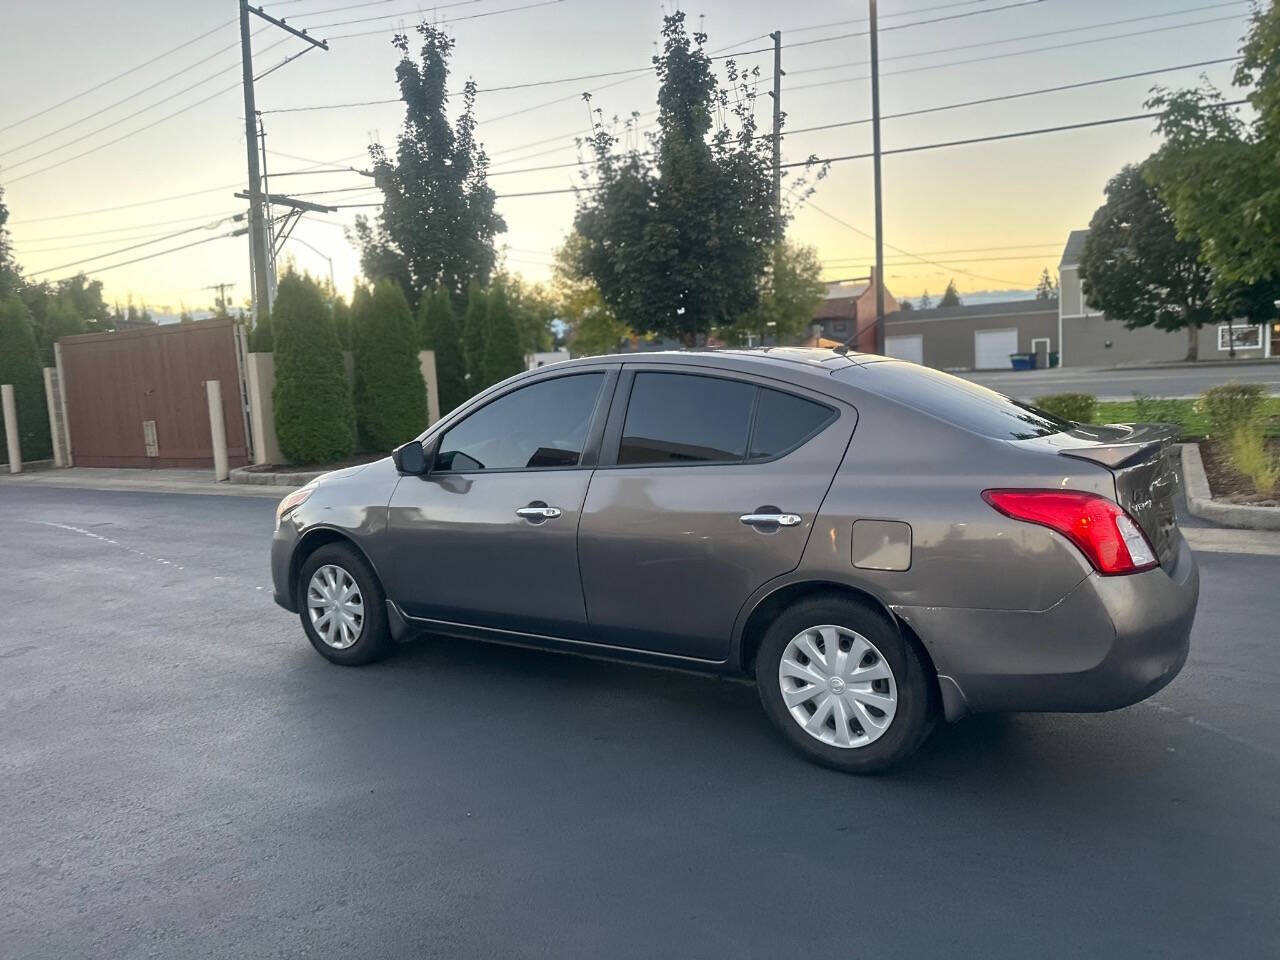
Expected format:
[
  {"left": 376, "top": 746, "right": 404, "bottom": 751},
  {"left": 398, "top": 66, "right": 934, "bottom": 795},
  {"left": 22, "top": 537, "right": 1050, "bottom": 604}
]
[{"left": 895, "top": 532, "right": 1198, "bottom": 719}]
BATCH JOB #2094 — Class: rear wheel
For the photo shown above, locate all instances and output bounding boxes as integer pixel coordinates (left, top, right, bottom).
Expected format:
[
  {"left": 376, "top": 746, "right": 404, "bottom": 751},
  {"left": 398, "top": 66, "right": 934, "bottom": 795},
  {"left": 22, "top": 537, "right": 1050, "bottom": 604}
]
[
  {"left": 755, "top": 595, "right": 935, "bottom": 773},
  {"left": 298, "top": 543, "right": 392, "bottom": 666}
]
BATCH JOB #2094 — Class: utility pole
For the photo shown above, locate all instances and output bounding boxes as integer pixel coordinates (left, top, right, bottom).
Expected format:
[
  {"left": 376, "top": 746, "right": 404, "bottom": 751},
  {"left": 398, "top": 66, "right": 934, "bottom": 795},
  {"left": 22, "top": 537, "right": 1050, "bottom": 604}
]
[
  {"left": 769, "top": 31, "right": 783, "bottom": 218},
  {"left": 204, "top": 281, "right": 236, "bottom": 317},
  {"left": 238, "top": 0, "right": 328, "bottom": 325},
  {"left": 868, "top": 0, "right": 886, "bottom": 356}
]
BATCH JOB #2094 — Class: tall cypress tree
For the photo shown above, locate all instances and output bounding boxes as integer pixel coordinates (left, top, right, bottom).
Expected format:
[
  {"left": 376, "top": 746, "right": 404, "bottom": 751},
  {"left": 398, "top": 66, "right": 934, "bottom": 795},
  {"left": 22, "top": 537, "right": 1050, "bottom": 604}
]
[
  {"left": 420, "top": 287, "right": 467, "bottom": 414},
  {"left": 272, "top": 271, "right": 355, "bottom": 464},
  {"left": 351, "top": 279, "right": 427, "bottom": 451},
  {"left": 0, "top": 294, "right": 53, "bottom": 463},
  {"left": 483, "top": 280, "right": 526, "bottom": 386},
  {"left": 462, "top": 282, "right": 489, "bottom": 394}
]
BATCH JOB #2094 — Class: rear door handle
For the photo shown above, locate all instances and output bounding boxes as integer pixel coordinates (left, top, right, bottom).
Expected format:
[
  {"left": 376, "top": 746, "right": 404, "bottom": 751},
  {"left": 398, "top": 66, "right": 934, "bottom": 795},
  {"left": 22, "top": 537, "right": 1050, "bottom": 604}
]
[
  {"left": 740, "top": 513, "right": 802, "bottom": 528},
  {"left": 516, "top": 505, "right": 562, "bottom": 520}
]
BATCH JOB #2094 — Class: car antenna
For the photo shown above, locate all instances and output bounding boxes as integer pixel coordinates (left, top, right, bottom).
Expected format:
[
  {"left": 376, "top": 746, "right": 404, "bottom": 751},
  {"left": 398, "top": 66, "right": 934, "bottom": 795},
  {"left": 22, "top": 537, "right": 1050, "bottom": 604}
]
[{"left": 824, "top": 275, "right": 872, "bottom": 356}]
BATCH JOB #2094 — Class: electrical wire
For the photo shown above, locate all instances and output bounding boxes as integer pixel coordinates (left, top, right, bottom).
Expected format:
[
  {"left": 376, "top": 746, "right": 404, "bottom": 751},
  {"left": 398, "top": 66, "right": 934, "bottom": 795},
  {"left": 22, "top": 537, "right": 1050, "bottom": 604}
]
[
  {"left": 16, "top": 210, "right": 244, "bottom": 246},
  {"left": 39, "top": 229, "right": 247, "bottom": 283},
  {"left": 28, "top": 218, "right": 245, "bottom": 277},
  {"left": 327, "top": 0, "right": 565, "bottom": 40},
  {"left": 299, "top": 0, "right": 482, "bottom": 30},
  {"left": 0, "top": 17, "right": 237, "bottom": 136},
  {"left": 9, "top": 186, "right": 244, "bottom": 225}
]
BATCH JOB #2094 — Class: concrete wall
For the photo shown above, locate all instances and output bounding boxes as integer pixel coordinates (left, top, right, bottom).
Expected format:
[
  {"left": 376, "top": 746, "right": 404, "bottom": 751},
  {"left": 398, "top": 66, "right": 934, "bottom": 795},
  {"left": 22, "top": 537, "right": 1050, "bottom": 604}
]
[
  {"left": 884, "top": 305, "right": 1058, "bottom": 371},
  {"left": 246, "top": 350, "right": 439, "bottom": 466},
  {"left": 1061, "top": 317, "right": 1270, "bottom": 367}
]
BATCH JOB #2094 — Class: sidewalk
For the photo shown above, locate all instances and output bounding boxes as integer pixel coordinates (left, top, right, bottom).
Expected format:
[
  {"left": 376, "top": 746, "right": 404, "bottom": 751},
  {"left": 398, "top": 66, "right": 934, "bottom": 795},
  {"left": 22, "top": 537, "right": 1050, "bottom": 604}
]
[{"left": 0, "top": 467, "right": 290, "bottom": 499}]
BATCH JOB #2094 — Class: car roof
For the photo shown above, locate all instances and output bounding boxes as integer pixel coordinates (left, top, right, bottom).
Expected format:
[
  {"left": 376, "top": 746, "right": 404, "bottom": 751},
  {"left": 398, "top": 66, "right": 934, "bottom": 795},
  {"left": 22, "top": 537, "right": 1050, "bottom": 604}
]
[{"left": 550, "top": 347, "right": 881, "bottom": 378}]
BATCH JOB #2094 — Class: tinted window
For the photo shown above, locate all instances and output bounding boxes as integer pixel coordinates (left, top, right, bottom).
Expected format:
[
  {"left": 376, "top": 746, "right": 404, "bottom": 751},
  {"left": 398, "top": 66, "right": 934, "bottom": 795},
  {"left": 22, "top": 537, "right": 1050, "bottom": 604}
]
[
  {"left": 619, "top": 373, "right": 754, "bottom": 464},
  {"left": 841, "top": 361, "right": 1071, "bottom": 440},
  {"left": 435, "top": 373, "right": 604, "bottom": 471},
  {"left": 750, "top": 388, "right": 836, "bottom": 459}
]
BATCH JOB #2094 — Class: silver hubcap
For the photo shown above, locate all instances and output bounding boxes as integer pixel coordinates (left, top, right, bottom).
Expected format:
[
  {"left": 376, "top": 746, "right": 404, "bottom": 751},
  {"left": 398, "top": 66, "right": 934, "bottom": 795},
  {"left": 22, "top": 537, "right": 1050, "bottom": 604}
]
[
  {"left": 307, "top": 564, "right": 364, "bottom": 650},
  {"left": 778, "top": 624, "right": 898, "bottom": 749}
]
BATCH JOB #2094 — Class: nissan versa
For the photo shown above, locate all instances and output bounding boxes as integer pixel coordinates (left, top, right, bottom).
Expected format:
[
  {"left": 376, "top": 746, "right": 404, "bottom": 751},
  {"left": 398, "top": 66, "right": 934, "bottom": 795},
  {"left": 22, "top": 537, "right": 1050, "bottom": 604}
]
[{"left": 271, "top": 349, "right": 1198, "bottom": 773}]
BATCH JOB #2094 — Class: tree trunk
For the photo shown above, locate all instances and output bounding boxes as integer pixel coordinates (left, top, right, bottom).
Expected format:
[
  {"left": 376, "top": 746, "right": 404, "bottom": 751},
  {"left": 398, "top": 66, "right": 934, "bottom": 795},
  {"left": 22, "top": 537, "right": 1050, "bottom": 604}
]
[{"left": 1185, "top": 324, "right": 1198, "bottom": 362}]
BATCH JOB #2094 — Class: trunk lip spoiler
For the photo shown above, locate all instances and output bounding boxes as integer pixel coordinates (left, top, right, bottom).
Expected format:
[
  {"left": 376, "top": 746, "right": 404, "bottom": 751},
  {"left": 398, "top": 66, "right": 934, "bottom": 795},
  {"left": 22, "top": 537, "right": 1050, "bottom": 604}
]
[{"left": 1054, "top": 422, "right": 1180, "bottom": 470}]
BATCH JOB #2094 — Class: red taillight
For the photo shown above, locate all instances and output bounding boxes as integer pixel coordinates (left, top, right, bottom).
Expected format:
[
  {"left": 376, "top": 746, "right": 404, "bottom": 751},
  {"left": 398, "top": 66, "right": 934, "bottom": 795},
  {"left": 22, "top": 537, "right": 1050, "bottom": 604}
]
[{"left": 982, "top": 489, "right": 1158, "bottom": 576}]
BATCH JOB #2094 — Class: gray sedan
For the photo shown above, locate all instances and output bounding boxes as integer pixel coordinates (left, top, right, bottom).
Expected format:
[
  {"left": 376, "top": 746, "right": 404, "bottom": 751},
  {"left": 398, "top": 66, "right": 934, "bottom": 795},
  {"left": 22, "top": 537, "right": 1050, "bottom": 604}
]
[{"left": 270, "top": 348, "right": 1197, "bottom": 773}]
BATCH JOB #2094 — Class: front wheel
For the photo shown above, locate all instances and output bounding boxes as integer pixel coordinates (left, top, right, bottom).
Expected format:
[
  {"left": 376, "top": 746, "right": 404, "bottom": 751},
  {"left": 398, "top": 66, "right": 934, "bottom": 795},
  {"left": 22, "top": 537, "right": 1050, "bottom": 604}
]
[
  {"left": 755, "top": 595, "right": 936, "bottom": 774},
  {"left": 297, "top": 543, "right": 392, "bottom": 666}
]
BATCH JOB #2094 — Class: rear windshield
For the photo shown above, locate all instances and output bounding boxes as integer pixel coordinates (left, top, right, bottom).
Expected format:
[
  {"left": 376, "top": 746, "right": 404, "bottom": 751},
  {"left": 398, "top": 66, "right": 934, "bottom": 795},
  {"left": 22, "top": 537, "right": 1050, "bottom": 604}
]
[{"left": 838, "top": 360, "right": 1073, "bottom": 440}]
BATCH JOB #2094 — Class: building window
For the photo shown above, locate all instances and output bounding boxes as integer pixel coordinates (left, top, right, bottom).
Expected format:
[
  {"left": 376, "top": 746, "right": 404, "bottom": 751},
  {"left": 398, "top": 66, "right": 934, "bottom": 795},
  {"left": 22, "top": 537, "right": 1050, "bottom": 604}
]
[
  {"left": 831, "top": 320, "right": 848, "bottom": 334},
  {"left": 1218, "top": 324, "right": 1262, "bottom": 351}
]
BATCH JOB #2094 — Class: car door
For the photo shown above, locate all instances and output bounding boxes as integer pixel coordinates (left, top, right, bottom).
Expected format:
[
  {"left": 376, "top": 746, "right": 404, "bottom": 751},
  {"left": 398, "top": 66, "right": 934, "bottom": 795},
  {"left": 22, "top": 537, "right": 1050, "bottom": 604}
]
[
  {"left": 382, "top": 367, "right": 616, "bottom": 639},
  {"left": 577, "top": 367, "right": 857, "bottom": 661}
]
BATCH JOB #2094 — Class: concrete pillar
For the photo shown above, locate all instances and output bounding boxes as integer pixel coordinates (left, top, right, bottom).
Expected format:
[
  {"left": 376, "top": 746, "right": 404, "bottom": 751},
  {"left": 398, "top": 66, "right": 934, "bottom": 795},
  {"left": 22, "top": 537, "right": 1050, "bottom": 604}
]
[
  {"left": 419, "top": 349, "right": 440, "bottom": 424},
  {"left": 206, "top": 379, "right": 229, "bottom": 481},
  {"left": 53, "top": 342, "right": 73, "bottom": 466},
  {"left": 245, "top": 352, "right": 282, "bottom": 465},
  {"left": 42, "top": 368, "right": 65, "bottom": 468},
  {"left": 2, "top": 384, "right": 20, "bottom": 474}
]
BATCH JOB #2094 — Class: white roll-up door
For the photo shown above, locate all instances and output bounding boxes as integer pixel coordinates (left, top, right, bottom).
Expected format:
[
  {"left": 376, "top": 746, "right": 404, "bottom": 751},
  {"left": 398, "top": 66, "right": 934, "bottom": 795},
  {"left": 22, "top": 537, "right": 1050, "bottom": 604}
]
[
  {"left": 974, "top": 328, "right": 1019, "bottom": 369},
  {"left": 884, "top": 334, "right": 924, "bottom": 365}
]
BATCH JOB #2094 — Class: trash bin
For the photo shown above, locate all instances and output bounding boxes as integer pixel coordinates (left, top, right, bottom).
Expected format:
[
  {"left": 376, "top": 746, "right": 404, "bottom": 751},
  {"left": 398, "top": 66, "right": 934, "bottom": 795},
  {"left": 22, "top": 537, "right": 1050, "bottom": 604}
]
[
  {"left": 1049, "top": 351, "right": 1059, "bottom": 368},
  {"left": 1009, "top": 353, "right": 1035, "bottom": 371}
]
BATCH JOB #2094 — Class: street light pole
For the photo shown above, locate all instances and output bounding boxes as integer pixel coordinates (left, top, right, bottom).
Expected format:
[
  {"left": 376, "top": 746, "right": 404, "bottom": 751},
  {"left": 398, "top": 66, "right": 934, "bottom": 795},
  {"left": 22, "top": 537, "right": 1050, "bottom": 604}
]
[
  {"left": 287, "top": 236, "right": 335, "bottom": 295},
  {"left": 869, "top": 0, "right": 886, "bottom": 356}
]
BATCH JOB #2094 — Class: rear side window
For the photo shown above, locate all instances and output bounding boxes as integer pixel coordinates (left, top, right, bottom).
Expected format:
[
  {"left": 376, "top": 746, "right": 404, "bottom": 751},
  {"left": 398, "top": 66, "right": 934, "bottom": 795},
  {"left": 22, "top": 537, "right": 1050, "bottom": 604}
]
[
  {"left": 750, "top": 388, "right": 837, "bottom": 460},
  {"left": 842, "top": 361, "right": 1071, "bottom": 440},
  {"left": 617, "top": 372, "right": 836, "bottom": 466},
  {"left": 619, "top": 373, "right": 754, "bottom": 464}
]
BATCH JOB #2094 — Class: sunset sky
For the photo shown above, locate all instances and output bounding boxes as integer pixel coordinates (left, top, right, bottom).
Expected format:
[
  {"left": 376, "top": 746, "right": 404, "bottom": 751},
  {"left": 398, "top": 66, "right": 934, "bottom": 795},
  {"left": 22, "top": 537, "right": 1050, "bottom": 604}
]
[{"left": 0, "top": 0, "right": 1256, "bottom": 315}]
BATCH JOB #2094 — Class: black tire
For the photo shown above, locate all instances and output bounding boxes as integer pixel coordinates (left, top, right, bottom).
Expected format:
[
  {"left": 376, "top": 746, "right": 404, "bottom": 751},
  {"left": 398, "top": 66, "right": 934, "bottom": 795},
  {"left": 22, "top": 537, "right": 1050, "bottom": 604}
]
[
  {"left": 297, "top": 542, "right": 393, "bottom": 666},
  {"left": 755, "top": 594, "right": 936, "bottom": 774}
]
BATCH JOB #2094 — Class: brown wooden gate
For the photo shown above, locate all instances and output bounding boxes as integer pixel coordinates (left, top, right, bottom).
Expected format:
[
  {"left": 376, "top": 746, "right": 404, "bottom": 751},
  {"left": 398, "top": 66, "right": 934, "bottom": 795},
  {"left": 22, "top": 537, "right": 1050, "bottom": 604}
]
[{"left": 59, "top": 318, "right": 249, "bottom": 469}]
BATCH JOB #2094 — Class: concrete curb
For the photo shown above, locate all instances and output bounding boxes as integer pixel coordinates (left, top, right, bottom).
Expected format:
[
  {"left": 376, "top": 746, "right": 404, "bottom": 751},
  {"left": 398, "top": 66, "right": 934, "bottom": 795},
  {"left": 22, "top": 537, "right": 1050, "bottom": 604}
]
[
  {"left": 0, "top": 472, "right": 289, "bottom": 498},
  {"left": 1181, "top": 442, "right": 1280, "bottom": 531},
  {"left": 229, "top": 466, "right": 327, "bottom": 487}
]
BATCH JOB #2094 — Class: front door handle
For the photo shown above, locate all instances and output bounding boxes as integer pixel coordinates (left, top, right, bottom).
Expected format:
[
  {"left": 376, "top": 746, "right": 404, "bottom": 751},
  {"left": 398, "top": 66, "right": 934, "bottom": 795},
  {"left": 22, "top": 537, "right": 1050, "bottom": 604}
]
[
  {"left": 516, "top": 505, "right": 562, "bottom": 521},
  {"left": 740, "top": 513, "right": 802, "bottom": 528}
]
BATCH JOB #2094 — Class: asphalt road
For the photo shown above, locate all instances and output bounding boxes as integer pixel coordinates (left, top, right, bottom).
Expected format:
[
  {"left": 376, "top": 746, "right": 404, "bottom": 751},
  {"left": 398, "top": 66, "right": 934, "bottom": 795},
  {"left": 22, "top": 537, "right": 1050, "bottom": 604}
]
[
  {"left": 2, "top": 486, "right": 1278, "bottom": 959},
  {"left": 960, "top": 361, "right": 1280, "bottom": 400}
]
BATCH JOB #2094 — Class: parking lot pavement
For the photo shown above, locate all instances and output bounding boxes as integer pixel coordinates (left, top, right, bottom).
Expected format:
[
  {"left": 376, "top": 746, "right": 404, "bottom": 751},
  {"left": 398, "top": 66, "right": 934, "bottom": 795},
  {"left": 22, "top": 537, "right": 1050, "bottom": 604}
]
[{"left": 3, "top": 485, "right": 1278, "bottom": 959}]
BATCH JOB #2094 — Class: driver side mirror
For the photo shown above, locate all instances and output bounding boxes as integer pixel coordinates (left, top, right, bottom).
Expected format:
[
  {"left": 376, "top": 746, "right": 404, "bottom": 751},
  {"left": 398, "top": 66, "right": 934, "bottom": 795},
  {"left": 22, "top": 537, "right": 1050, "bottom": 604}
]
[{"left": 392, "top": 439, "right": 430, "bottom": 475}]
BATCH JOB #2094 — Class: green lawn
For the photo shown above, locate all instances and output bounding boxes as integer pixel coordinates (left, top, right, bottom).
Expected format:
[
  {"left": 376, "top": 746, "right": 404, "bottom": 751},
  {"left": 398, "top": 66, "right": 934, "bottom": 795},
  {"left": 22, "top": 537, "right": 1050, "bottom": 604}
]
[{"left": 1093, "top": 397, "right": 1280, "bottom": 439}]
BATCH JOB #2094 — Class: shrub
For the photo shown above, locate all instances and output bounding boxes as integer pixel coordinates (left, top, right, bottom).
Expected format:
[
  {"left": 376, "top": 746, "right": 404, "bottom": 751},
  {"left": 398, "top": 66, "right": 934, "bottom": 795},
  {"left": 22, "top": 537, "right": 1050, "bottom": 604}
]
[
  {"left": 1227, "top": 424, "right": 1279, "bottom": 496},
  {"left": 1198, "top": 382, "right": 1266, "bottom": 439},
  {"left": 272, "top": 271, "right": 355, "bottom": 465},
  {"left": 1131, "top": 393, "right": 1190, "bottom": 432},
  {"left": 1033, "top": 392, "right": 1096, "bottom": 424},
  {"left": 482, "top": 279, "right": 526, "bottom": 387},
  {"left": 462, "top": 282, "right": 488, "bottom": 394},
  {"left": 351, "top": 280, "right": 427, "bottom": 452},
  {"left": 420, "top": 287, "right": 467, "bottom": 416},
  {"left": 331, "top": 297, "right": 351, "bottom": 350},
  {"left": 0, "top": 294, "right": 52, "bottom": 463}
]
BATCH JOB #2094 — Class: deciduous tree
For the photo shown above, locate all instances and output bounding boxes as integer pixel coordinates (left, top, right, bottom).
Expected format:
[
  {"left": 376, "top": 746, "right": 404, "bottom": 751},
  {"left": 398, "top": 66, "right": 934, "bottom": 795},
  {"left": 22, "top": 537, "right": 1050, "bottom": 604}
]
[
  {"left": 553, "top": 233, "right": 629, "bottom": 357},
  {"left": 354, "top": 23, "right": 505, "bottom": 304},
  {"left": 725, "top": 241, "right": 826, "bottom": 346}
]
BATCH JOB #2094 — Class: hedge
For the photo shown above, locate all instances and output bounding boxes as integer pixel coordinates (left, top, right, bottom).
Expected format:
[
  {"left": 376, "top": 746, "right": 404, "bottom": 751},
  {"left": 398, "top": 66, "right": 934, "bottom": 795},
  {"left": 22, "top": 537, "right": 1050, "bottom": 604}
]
[
  {"left": 0, "top": 294, "right": 52, "bottom": 463},
  {"left": 420, "top": 287, "right": 467, "bottom": 415},
  {"left": 351, "top": 279, "right": 427, "bottom": 452}
]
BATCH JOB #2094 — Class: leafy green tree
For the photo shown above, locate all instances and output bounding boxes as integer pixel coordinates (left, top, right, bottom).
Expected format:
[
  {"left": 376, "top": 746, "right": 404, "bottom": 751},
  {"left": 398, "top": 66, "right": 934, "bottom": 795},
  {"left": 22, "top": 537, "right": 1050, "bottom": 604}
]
[
  {"left": 351, "top": 279, "right": 427, "bottom": 451},
  {"left": 1035, "top": 268, "right": 1058, "bottom": 300},
  {"left": 725, "top": 241, "right": 826, "bottom": 345},
  {"left": 482, "top": 279, "right": 526, "bottom": 386},
  {"left": 0, "top": 187, "right": 20, "bottom": 300},
  {"left": 499, "top": 271, "right": 555, "bottom": 355},
  {"left": 939, "top": 280, "right": 962, "bottom": 307},
  {"left": 1145, "top": 3, "right": 1280, "bottom": 287},
  {"left": 0, "top": 295, "right": 52, "bottom": 463},
  {"left": 572, "top": 12, "right": 782, "bottom": 346},
  {"left": 462, "top": 281, "right": 488, "bottom": 390},
  {"left": 420, "top": 287, "right": 468, "bottom": 413},
  {"left": 353, "top": 23, "right": 505, "bottom": 304},
  {"left": 272, "top": 271, "right": 355, "bottom": 464},
  {"left": 331, "top": 296, "right": 352, "bottom": 350},
  {"left": 1079, "top": 164, "right": 1217, "bottom": 361},
  {"left": 554, "top": 233, "right": 629, "bottom": 357}
]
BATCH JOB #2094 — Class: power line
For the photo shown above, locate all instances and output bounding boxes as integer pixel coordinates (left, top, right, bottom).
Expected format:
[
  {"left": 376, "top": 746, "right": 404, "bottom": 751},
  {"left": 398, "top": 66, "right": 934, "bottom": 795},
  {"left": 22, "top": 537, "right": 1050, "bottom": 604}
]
[
  {"left": 822, "top": 241, "right": 1062, "bottom": 260},
  {"left": 9, "top": 185, "right": 243, "bottom": 225},
  {"left": 0, "top": 17, "right": 237, "bottom": 136},
  {"left": 298, "top": 0, "right": 482, "bottom": 29},
  {"left": 327, "top": 0, "right": 565, "bottom": 40},
  {"left": 707, "top": 0, "right": 997, "bottom": 52},
  {"left": 42, "top": 230, "right": 246, "bottom": 282},
  {"left": 26, "top": 216, "right": 245, "bottom": 275},
  {"left": 15, "top": 210, "right": 244, "bottom": 246}
]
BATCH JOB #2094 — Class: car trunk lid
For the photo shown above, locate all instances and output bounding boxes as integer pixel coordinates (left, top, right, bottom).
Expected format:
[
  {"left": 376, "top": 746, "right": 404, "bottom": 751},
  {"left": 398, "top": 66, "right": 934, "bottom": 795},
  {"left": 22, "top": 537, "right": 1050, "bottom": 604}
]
[{"left": 1052, "top": 422, "right": 1181, "bottom": 569}]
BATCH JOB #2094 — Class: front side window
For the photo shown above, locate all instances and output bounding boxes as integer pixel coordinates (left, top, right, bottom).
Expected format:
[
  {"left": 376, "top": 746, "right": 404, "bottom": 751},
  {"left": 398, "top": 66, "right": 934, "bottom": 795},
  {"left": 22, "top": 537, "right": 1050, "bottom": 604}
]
[{"left": 434, "top": 373, "right": 604, "bottom": 472}]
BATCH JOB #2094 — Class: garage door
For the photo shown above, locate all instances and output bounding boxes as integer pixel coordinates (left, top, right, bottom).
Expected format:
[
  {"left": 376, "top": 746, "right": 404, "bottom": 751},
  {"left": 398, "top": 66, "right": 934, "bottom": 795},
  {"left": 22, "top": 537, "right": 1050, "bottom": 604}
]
[
  {"left": 884, "top": 334, "right": 923, "bottom": 364},
  {"left": 974, "top": 328, "right": 1019, "bottom": 370}
]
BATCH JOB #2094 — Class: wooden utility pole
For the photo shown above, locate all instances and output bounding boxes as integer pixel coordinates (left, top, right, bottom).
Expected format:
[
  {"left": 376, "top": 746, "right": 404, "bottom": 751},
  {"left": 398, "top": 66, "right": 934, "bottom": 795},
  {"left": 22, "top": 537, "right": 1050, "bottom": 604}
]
[
  {"left": 238, "top": 1, "right": 327, "bottom": 325},
  {"left": 868, "top": 0, "right": 886, "bottom": 356},
  {"left": 769, "top": 31, "right": 783, "bottom": 218}
]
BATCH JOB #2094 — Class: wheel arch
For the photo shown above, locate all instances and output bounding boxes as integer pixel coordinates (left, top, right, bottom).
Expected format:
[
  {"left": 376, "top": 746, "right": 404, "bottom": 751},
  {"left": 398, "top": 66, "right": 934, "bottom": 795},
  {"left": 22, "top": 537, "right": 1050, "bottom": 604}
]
[
  {"left": 736, "top": 580, "right": 944, "bottom": 708},
  {"left": 289, "top": 526, "right": 382, "bottom": 608}
]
